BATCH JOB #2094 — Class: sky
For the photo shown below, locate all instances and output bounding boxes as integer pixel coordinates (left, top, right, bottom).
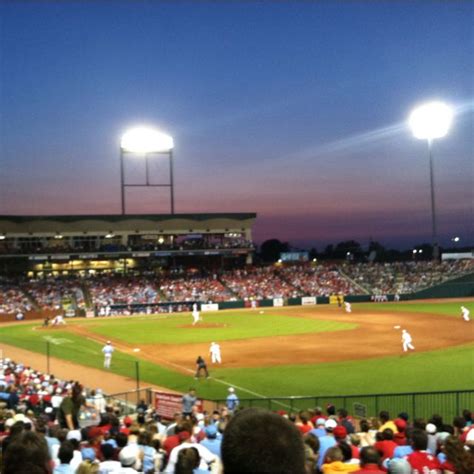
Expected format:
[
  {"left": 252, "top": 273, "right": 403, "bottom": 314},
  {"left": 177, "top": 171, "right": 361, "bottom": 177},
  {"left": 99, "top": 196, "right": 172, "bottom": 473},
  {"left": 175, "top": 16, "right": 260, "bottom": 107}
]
[{"left": 0, "top": 1, "right": 473, "bottom": 250}]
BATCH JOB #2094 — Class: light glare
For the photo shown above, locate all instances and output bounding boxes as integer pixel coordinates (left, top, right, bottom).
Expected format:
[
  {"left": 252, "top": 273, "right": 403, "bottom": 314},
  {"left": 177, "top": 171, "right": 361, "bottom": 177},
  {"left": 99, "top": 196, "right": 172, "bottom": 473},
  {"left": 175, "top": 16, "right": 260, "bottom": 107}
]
[
  {"left": 121, "top": 127, "right": 174, "bottom": 153},
  {"left": 409, "top": 101, "right": 453, "bottom": 140}
]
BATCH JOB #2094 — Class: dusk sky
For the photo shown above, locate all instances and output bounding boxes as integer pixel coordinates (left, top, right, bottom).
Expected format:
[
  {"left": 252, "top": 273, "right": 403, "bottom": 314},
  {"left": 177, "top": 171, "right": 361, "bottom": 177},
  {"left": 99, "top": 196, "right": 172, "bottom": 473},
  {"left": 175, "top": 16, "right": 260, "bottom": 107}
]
[{"left": 0, "top": 1, "right": 472, "bottom": 250}]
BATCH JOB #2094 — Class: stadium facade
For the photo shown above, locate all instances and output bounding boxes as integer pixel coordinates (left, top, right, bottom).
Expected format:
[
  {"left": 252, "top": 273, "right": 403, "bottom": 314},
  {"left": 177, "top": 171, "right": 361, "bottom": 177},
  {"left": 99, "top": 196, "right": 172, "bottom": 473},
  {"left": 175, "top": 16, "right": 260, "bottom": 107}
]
[{"left": 0, "top": 213, "right": 257, "bottom": 275}]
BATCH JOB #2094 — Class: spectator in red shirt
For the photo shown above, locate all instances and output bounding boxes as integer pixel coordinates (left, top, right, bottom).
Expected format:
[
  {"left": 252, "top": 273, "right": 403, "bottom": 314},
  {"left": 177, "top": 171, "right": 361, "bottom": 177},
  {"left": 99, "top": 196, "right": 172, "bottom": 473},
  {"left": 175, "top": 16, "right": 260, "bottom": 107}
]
[
  {"left": 407, "top": 429, "right": 441, "bottom": 474},
  {"left": 393, "top": 418, "right": 407, "bottom": 446},
  {"left": 374, "top": 428, "right": 397, "bottom": 461}
]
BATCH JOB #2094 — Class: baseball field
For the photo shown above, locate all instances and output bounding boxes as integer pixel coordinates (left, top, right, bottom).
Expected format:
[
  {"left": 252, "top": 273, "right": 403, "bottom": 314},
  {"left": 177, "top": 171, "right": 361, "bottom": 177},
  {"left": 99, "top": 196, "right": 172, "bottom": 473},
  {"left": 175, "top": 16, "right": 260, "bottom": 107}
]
[{"left": 0, "top": 300, "right": 473, "bottom": 402}]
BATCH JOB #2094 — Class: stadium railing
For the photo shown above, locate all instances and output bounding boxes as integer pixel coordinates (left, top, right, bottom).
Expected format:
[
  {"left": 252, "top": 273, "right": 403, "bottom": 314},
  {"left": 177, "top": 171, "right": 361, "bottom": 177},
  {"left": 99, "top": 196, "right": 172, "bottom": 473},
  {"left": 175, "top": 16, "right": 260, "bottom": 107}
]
[{"left": 210, "top": 389, "right": 474, "bottom": 421}]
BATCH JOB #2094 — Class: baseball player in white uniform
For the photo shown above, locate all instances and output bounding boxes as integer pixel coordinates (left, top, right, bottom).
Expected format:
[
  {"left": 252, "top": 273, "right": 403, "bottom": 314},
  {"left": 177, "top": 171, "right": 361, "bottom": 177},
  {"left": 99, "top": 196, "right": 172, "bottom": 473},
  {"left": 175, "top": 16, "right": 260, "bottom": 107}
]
[
  {"left": 102, "top": 341, "right": 114, "bottom": 368},
  {"left": 52, "top": 314, "right": 66, "bottom": 325},
  {"left": 461, "top": 306, "right": 470, "bottom": 322},
  {"left": 401, "top": 329, "right": 415, "bottom": 352},
  {"left": 209, "top": 341, "right": 221, "bottom": 364},
  {"left": 192, "top": 303, "right": 201, "bottom": 325},
  {"left": 344, "top": 301, "right": 352, "bottom": 313}
]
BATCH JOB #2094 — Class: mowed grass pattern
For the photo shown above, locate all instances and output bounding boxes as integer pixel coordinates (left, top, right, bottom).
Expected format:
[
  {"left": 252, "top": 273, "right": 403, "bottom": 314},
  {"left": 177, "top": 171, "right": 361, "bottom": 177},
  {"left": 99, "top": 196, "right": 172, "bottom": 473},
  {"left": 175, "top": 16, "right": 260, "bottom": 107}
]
[
  {"left": 0, "top": 300, "right": 472, "bottom": 399},
  {"left": 84, "top": 311, "right": 357, "bottom": 344}
]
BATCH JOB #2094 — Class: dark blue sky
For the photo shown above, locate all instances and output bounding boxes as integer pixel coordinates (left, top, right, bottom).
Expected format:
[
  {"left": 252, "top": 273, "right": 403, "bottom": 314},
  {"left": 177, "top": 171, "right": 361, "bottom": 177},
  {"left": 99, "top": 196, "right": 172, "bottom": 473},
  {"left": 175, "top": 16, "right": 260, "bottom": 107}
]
[{"left": 0, "top": 1, "right": 472, "bottom": 249}]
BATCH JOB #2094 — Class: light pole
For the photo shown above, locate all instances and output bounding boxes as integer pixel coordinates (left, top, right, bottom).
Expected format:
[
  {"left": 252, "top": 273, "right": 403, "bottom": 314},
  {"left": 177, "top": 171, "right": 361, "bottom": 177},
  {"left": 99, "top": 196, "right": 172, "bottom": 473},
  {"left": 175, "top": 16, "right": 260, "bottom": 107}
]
[
  {"left": 409, "top": 101, "right": 453, "bottom": 260},
  {"left": 120, "top": 126, "right": 175, "bottom": 215}
]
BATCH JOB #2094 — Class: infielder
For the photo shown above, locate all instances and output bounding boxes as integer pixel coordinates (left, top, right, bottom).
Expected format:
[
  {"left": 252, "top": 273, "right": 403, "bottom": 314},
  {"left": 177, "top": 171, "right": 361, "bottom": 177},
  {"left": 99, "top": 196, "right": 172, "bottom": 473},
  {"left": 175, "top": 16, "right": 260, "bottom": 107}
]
[
  {"left": 401, "top": 329, "right": 415, "bottom": 352},
  {"left": 461, "top": 306, "right": 470, "bottom": 322},
  {"left": 192, "top": 303, "right": 201, "bottom": 325},
  {"left": 52, "top": 314, "right": 66, "bottom": 325},
  {"left": 102, "top": 341, "right": 114, "bottom": 369},
  {"left": 209, "top": 341, "right": 222, "bottom": 364},
  {"left": 344, "top": 301, "right": 352, "bottom": 313}
]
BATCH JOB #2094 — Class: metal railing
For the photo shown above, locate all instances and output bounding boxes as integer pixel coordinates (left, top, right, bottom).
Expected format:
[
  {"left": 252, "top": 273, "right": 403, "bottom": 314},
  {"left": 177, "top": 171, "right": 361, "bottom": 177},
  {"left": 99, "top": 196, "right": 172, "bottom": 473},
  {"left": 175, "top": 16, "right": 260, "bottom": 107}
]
[{"left": 211, "top": 389, "right": 474, "bottom": 421}]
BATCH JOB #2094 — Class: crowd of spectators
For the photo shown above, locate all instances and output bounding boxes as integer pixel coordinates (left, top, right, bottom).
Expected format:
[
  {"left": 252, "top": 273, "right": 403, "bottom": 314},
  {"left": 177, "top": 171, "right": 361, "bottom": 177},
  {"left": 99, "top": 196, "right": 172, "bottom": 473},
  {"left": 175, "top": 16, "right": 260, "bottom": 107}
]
[
  {"left": 0, "top": 260, "right": 472, "bottom": 315},
  {"left": 22, "top": 278, "right": 86, "bottom": 311},
  {"left": 0, "top": 359, "right": 473, "bottom": 473},
  {"left": 340, "top": 260, "right": 474, "bottom": 295},
  {"left": 87, "top": 275, "right": 160, "bottom": 307},
  {"left": 279, "top": 263, "right": 361, "bottom": 297},
  {"left": 158, "top": 275, "right": 233, "bottom": 303},
  {"left": 220, "top": 266, "right": 301, "bottom": 301},
  {"left": 0, "top": 281, "right": 32, "bottom": 314}
]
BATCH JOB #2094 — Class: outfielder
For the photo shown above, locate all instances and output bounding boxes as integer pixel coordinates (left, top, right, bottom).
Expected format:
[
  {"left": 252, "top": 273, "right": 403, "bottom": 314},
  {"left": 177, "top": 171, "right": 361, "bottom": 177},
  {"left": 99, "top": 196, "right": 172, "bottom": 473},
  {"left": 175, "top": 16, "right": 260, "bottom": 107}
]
[
  {"left": 192, "top": 303, "right": 201, "bottom": 325},
  {"left": 401, "top": 329, "right": 415, "bottom": 352},
  {"left": 344, "top": 301, "right": 352, "bottom": 313},
  {"left": 209, "top": 341, "right": 222, "bottom": 364},
  {"left": 461, "top": 306, "right": 470, "bottom": 322},
  {"left": 102, "top": 341, "right": 114, "bottom": 369}
]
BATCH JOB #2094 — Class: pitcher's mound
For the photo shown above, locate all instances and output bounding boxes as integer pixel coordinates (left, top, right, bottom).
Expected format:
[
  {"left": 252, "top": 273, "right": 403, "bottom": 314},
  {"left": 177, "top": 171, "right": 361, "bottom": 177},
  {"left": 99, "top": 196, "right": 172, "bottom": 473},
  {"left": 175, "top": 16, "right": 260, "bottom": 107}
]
[{"left": 180, "top": 323, "right": 227, "bottom": 329}]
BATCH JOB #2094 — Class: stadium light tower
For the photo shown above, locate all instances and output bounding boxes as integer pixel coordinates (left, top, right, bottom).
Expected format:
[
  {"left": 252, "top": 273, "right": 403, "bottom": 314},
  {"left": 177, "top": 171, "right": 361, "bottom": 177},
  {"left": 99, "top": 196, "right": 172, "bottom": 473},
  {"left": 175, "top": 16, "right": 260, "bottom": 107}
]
[
  {"left": 408, "top": 101, "right": 453, "bottom": 260},
  {"left": 119, "top": 126, "right": 175, "bottom": 215}
]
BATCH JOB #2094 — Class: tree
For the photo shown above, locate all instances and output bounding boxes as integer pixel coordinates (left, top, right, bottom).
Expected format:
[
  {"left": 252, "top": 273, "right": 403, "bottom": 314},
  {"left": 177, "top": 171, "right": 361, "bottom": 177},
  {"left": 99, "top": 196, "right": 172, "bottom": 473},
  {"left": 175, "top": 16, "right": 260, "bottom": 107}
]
[{"left": 259, "top": 239, "right": 289, "bottom": 262}]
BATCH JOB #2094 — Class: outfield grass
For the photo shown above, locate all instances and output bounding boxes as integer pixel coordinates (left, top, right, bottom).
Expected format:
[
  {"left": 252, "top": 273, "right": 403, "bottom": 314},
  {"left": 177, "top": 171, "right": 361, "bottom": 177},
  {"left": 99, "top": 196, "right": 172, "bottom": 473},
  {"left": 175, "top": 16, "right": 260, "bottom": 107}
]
[
  {"left": 84, "top": 310, "right": 357, "bottom": 344},
  {"left": 0, "top": 301, "right": 472, "bottom": 400}
]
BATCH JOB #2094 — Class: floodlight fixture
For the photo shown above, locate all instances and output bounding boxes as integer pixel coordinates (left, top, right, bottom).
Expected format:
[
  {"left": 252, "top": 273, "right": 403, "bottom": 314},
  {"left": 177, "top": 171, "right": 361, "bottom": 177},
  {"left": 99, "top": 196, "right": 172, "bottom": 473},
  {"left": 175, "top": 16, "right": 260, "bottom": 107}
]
[
  {"left": 119, "top": 126, "right": 175, "bottom": 215},
  {"left": 409, "top": 101, "right": 453, "bottom": 140},
  {"left": 409, "top": 100, "right": 454, "bottom": 260},
  {"left": 452, "top": 236, "right": 460, "bottom": 243},
  {"left": 120, "top": 127, "right": 174, "bottom": 153},
  {"left": 0, "top": 234, "right": 5, "bottom": 240}
]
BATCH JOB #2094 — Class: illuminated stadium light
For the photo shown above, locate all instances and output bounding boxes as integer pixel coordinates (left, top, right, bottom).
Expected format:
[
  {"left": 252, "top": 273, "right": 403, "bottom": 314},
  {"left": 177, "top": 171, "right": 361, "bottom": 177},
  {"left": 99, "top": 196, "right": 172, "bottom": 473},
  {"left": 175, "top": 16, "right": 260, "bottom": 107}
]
[
  {"left": 409, "top": 100, "right": 453, "bottom": 261},
  {"left": 120, "top": 127, "right": 174, "bottom": 153},
  {"left": 105, "top": 232, "right": 115, "bottom": 239},
  {"left": 0, "top": 234, "right": 5, "bottom": 240},
  {"left": 452, "top": 236, "right": 460, "bottom": 243},
  {"left": 409, "top": 101, "right": 453, "bottom": 140},
  {"left": 119, "top": 126, "right": 175, "bottom": 215}
]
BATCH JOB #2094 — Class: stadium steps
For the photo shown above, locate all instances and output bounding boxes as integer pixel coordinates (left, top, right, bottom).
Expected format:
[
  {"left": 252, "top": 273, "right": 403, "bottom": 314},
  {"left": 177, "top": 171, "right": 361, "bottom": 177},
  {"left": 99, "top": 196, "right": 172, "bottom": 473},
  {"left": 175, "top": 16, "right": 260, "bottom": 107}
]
[
  {"left": 337, "top": 269, "right": 371, "bottom": 294},
  {"left": 80, "top": 282, "right": 94, "bottom": 309},
  {"left": 275, "top": 270, "right": 304, "bottom": 296},
  {"left": 19, "top": 286, "right": 40, "bottom": 311}
]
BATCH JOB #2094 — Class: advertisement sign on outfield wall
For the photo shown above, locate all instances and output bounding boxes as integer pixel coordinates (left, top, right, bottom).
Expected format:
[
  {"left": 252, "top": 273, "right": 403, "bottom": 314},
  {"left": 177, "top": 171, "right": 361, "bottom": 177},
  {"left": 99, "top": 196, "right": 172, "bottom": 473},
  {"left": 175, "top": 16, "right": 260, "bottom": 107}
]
[
  {"left": 273, "top": 298, "right": 284, "bottom": 307},
  {"left": 154, "top": 391, "right": 203, "bottom": 420},
  {"left": 301, "top": 296, "right": 317, "bottom": 306},
  {"left": 201, "top": 303, "right": 219, "bottom": 312}
]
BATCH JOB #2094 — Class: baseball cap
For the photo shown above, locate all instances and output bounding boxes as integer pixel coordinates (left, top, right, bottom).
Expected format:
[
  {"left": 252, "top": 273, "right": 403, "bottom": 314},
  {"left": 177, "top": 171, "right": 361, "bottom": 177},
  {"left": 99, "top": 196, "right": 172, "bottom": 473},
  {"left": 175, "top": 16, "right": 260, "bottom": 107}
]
[
  {"left": 325, "top": 419, "right": 338, "bottom": 430},
  {"left": 316, "top": 418, "right": 326, "bottom": 426},
  {"left": 228, "top": 387, "right": 234, "bottom": 393},
  {"left": 333, "top": 425, "right": 348, "bottom": 439},
  {"left": 119, "top": 445, "right": 138, "bottom": 467},
  {"left": 81, "top": 447, "right": 96, "bottom": 462},
  {"left": 66, "top": 430, "right": 82, "bottom": 442},
  {"left": 88, "top": 426, "right": 103, "bottom": 440},
  {"left": 394, "top": 418, "right": 407, "bottom": 430},
  {"left": 426, "top": 423, "right": 437, "bottom": 434},
  {"left": 205, "top": 425, "right": 217, "bottom": 438}
]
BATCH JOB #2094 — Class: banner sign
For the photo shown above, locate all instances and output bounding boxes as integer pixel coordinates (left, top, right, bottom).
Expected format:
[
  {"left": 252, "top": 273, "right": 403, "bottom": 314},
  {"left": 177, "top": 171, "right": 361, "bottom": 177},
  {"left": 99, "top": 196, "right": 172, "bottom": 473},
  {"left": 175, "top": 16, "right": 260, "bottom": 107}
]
[
  {"left": 273, "top": 298, "right": 284, "bottom": 307},
  {"left": 154, "top": 391, "right": 203, "bottom": 420},
  {"left": 201, "top": 303, "right": 219, "bottom": 312},
  {"left": 302, "top": 296, "right": 317, "bottom": 306}
]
